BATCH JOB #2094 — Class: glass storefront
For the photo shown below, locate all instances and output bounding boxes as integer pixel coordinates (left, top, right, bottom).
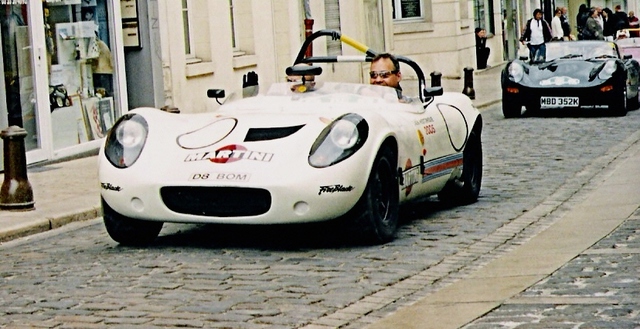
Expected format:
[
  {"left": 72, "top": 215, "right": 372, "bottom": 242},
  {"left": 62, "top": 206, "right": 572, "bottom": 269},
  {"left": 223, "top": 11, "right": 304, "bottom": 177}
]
[
  {"left": 47, "top": 0, "right": 118, "bottom": 150},
  {"left": 0, "top": 0, "right": 123, "bottom": 170}
]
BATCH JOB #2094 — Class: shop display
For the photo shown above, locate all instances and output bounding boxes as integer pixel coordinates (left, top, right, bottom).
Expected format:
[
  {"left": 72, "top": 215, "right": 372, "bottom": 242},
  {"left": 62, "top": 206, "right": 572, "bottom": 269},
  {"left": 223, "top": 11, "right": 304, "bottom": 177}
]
[{"left": 45, "top": 0, "right": 116, "bottom": 146}]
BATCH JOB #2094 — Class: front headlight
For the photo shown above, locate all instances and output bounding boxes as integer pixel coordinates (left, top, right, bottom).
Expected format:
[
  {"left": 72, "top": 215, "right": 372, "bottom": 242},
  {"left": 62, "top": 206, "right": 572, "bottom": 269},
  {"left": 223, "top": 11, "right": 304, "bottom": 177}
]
[
  {"left": 104, "top": 113, "right": 149, "bottom": 168},
  {"left": 309, "top": 113, "right": 369, "bottom": 168},
  {"left": 598, "top": 61, "right": 617, "bottom": 79},
  {"left": 508, "top": 62, "right": 524, "bottom": 83}
]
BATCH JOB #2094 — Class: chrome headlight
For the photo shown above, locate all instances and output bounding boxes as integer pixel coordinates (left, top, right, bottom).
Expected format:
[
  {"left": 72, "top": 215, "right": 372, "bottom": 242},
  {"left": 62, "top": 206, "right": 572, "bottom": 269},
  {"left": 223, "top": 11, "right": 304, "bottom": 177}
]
[
  {"left": 308, "top": 113, "right": 369, "bottom": 168},
  {"left": 508, "top": 62, "right": 524, "bottom": 83},
  {"left": 104, "top": 114, "right": 149, "bottom": 168},
  {"left": 598, "top": 61, "right": 617, "bottom": 79}
]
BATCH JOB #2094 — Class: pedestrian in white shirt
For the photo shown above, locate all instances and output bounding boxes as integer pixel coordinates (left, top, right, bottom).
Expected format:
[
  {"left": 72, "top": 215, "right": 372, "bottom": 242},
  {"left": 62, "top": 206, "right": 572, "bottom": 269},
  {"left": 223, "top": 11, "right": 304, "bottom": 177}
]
[
  {"left": 520, "top": 9, "right": 552, "bottom": 62},
  {"left": 551, "top": 7, "right": 564, "bottom": 41}
]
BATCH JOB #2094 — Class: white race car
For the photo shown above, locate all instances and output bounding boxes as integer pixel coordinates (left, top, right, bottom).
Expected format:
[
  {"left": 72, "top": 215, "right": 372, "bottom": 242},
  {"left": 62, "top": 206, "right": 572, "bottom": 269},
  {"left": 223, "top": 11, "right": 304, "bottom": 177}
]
[{"left": 99, "top": 30, "right": 483, "bottom": 245}]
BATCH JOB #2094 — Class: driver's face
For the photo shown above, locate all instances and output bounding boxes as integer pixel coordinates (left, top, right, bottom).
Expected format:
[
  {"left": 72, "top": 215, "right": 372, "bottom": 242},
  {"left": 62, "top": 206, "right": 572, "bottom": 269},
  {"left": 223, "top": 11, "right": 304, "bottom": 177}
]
[{"left": 369, "top": 58, "right": 401, "bottom": 89}]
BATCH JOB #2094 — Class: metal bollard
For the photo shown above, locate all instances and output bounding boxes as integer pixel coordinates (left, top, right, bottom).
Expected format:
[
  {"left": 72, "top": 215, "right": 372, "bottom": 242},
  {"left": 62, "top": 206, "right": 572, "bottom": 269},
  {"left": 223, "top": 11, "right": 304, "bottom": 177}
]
[
  {"left": 0, "top": 126, "right": 34, "bottom": 211},
  {"left": 462, "top": 67, "right": 475, "bottom": 100},
  {"left": 430, "top": 71, "right": 442, "bottom": 87}
]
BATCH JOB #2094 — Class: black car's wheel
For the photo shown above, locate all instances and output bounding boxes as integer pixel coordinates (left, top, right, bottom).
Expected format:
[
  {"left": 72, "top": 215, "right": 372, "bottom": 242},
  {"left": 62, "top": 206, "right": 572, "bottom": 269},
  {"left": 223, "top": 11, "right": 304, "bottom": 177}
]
[
  {"left": 502, "top": 100, "right": 522, "bottom": 118},
  {"left": 613, "top": 89, "right": 628, "bottom": 117},
  {"left": 347, "top": 145, "right": 399, "bottom": 244},
  {"left": 438, "top": 126, "right": 482, "bottom": 205},
  {"left": 102, "top": 198, "right": 163, "bottom": 246},
  {"left": 628, "top": 90, "right": 639, "bottom": 110}
]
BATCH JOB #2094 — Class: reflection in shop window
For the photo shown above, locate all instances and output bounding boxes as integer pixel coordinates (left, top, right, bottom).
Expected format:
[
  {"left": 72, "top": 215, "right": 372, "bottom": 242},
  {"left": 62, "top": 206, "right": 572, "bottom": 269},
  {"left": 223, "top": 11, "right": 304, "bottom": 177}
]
[{"left": 45, "top": 0, "right": 117, "bottom": 149}]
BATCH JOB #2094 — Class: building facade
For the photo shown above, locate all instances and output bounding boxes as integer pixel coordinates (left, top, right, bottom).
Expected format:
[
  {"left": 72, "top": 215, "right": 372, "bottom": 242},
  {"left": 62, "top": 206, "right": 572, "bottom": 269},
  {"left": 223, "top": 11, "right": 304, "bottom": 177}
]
[
  {"left": 1, "top": 0, "right": 525, "bottom": 169},
  {"left": 126, "top": 0, "right": 509, "bottom": 114},
  {"left": 0, "top": 0, "right": 128, "bottom": 169}
]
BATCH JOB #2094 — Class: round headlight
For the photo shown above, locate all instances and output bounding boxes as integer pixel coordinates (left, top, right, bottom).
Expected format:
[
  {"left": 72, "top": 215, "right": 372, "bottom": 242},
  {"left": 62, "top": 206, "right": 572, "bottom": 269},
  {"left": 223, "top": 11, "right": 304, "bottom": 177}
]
[
  {"left": 104, "top": 114, "right": 149, "bottom": 168},
  {"left": 329, "top": 120, "right": 359, "bottom": 149},
  {"left": 116, "top": 119, "right": 146, "bottom": 148},
  {"left": 509, "top": 62, "right": 524, "bottom": 82}
]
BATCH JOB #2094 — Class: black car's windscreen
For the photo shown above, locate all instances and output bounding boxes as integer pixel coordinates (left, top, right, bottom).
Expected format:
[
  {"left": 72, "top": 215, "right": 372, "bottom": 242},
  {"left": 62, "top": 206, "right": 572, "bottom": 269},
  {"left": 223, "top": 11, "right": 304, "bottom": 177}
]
[{"left": 545, "top": 42, "right": 619, "bottom": 61}]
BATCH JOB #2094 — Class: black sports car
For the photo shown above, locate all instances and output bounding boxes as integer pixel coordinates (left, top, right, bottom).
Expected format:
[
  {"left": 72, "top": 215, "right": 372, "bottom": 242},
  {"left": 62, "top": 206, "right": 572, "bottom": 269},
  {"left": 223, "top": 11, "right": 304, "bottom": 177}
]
[{"left": 502, "top": 41, "right": 640, "bottom": 117}]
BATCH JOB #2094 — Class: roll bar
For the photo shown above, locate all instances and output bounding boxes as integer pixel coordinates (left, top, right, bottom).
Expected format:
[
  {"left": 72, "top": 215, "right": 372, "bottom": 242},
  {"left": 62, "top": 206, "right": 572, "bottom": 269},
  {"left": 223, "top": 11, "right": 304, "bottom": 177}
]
[{"left": 290, "top": 29, "right": 430, "bottom": 103}]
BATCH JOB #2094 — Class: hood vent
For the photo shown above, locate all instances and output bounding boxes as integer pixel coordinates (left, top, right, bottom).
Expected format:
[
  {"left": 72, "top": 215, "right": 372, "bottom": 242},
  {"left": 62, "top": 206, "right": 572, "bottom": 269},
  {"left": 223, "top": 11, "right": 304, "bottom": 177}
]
[{"left": 244, "top": 125, "right": 305, "bottom": 142}]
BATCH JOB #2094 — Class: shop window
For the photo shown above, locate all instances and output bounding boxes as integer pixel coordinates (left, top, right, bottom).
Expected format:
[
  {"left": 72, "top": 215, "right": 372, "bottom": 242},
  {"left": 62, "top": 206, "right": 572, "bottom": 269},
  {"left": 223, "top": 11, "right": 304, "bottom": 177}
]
[
  {"left": 392, "top": 0, "right": 433, "bottom": 34},
  {"left": 45, "top": 0, "right": 119, "bottom": 149}
]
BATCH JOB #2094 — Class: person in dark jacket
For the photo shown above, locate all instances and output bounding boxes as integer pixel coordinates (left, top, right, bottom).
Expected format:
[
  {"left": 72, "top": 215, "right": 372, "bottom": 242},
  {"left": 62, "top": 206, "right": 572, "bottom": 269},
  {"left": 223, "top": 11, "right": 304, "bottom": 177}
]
[
  {"left": 576, "top": 4, "right": 590, "bottom": 39},
  {"left": 475, "top": 28, "right": 490, "bottom": 69},
  {"left": 603, "top": 7, "right": 624, "bottom": 40},
  {"left": 520, "top": 9, "right": 552, "bottom": 63},
  {"left": 584, "top": 7, "right": 604, "bottom": 40}
]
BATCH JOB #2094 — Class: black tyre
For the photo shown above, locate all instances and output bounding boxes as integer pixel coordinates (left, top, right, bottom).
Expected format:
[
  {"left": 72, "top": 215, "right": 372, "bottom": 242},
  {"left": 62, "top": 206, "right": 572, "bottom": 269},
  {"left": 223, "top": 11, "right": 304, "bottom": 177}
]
[
  {"left": 348, "top": 146, "right": 399, "bottom": 244},
  {"left": 612, "top": 90, "right": 628, "bottom": 117},
  {"left": 438, "top": 127, "right": 482, "bottom": 205},
  {"left": 102, "top": 198, "right": 163, "bottom": 246},
  {"left": 629, "top": 92, "right": 639, "bottom": 110},
  {"left": 502, "top": 100, "right": 522, "bottom": 118}
]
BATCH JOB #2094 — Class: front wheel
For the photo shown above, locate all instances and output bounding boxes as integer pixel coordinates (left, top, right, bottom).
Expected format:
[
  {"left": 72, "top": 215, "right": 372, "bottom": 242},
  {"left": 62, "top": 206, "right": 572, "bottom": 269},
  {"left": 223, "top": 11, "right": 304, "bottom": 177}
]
[
  {"left": 347, "top": 146, "right": 399, "bottom": 244},
  {"left": 438, "top": 127, "right": 482, "bottom": 205},
  {"left": 612, "top": 89, "right": 628, "bottom": 117},
  {"left": 502, "top": 100, "right": 522, "bottom": 118},
  {"left": 102, "top": 198, "right": 163, "bottom": 246}
]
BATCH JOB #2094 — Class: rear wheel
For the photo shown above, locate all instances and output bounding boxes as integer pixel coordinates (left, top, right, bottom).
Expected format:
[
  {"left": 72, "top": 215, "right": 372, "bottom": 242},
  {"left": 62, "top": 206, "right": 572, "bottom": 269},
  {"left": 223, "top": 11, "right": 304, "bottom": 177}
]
[
  {"left": 438, "top": 127, "right": 482, "bottom": 205},
  {"left": 102, "top": 198, "right": 163, "bottom": 246},
  {"left": 347, "top": 146, "right": 399, "bottom": 244}
]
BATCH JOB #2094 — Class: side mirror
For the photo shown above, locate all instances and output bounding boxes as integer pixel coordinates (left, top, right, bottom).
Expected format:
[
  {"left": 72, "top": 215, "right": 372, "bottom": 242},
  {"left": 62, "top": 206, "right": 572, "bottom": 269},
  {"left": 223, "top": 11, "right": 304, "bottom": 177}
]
[
  {"left": 207, "top": 89, "right": 226, "bottom": 105},
  {"left": 423, "top": 86, "right": 443, "bottom": 97},
  {"left": 624, "top": 54, "right": 632, "bottom": 59},
  {"left": 207, "top": 89, "right": 225, "bottom": 99},
  {"left": 519, "top": 56, "right": 528, "bottom": 61}
]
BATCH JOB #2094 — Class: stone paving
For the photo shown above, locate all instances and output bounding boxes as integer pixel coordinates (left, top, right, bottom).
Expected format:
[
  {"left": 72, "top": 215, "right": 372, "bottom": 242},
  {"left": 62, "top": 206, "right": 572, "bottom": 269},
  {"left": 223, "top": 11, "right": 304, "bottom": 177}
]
[{"left": 1, "top": 105, "right": 640, "bottom": 328}]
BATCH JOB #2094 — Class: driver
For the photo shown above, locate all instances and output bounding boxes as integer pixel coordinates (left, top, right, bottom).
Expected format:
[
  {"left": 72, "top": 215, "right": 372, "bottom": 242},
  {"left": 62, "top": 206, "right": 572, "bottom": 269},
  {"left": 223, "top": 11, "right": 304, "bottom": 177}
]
[{"left": 369, "top": 53, "right": 412, "bottom": 103}]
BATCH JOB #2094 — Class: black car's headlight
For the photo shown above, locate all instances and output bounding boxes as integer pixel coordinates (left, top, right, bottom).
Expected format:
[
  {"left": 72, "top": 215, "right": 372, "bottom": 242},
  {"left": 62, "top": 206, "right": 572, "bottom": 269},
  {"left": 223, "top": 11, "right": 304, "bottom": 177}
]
[
  {"left": 598, "top": 61, "right": 617, "bottom": 80},
  {"left": 104, "top": 113, "right": 149, "bottom": 168},
  {"left": 508, "top": 62, "right": 524, "bottom": 83},
  {"left": 308, "top": 113, "right": 369, "bottom": 168}
]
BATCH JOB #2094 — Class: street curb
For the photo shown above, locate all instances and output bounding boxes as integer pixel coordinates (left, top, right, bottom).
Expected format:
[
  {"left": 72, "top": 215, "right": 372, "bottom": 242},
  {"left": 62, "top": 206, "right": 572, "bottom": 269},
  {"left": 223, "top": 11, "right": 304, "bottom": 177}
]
[{"left": 0, "top": 207, "right": 101, "bottom": 243}]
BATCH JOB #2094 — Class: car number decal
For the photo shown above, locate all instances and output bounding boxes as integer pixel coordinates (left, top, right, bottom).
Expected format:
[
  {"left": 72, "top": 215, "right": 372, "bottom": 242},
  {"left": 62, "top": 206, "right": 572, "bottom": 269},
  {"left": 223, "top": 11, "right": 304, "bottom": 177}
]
[
  {"left": 189, "top": 172, "right": 251, "bottom": 182},
  {"left": 540, "top": 97, "right": 579, "bottom": 108}
]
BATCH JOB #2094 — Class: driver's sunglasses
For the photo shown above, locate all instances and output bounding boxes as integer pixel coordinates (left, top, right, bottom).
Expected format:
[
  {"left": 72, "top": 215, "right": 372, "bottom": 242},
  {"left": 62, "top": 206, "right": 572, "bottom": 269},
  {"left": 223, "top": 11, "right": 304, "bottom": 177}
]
[{"left": 369, "top": 70, "right": 398, "bottom": 79}]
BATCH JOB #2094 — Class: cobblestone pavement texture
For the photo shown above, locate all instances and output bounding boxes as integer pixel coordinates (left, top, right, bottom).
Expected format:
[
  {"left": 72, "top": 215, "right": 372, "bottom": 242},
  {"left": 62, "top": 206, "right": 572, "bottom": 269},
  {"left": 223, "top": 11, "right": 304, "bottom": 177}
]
[{"left": 1, "top": 91, "right": 640, "bottom": 327}]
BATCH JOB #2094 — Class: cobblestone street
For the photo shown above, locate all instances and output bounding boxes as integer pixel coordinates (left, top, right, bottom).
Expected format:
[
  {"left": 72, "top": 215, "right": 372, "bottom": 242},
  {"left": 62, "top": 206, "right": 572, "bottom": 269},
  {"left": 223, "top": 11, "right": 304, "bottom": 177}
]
[{"left": 1, "top": 105, "right": 640, "bottom": 328}]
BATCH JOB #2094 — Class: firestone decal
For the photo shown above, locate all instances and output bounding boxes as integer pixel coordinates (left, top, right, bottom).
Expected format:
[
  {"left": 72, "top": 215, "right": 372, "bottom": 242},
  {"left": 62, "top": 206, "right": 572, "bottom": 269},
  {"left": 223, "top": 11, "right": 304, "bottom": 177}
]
[
  {"left": 101, "top": 182, "right": 122, "bottom": 191},
  {"left": 184, "top": 144, "right": 274, "bottom": 163},
  {"left": 318, "top": 184, "right": 355, "bottom": 195}
]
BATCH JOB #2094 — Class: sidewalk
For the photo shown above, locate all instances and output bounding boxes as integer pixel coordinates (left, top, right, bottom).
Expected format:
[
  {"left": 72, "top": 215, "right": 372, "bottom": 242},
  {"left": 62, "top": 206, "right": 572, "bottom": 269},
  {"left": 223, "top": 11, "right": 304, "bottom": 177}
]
[
  {"left": 365, "top": 133, "right": 640, "bottom": 328},
  {"left": 0, "top": 65, "right": 505, "bottom": 243}
]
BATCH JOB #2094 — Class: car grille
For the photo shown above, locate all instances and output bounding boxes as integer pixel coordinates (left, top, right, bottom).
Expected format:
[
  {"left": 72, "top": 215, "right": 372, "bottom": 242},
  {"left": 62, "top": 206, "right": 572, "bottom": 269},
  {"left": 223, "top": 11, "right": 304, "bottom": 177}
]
[{"left": 160, "top": 186, "right": 271, "bottom": 217}]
